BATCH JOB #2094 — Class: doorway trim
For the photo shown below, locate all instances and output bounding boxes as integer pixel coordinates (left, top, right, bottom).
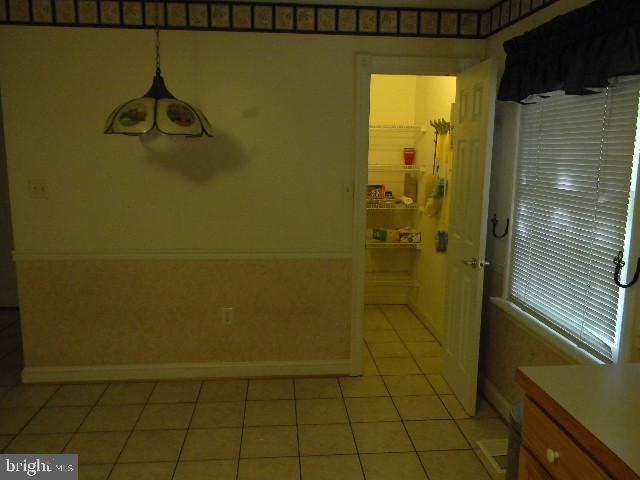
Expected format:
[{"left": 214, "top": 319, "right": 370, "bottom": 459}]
[{"left": 350, "top": 55, "right": 480, "bottom": 375}]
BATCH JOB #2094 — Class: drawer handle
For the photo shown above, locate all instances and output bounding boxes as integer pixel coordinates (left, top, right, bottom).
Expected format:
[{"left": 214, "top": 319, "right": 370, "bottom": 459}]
[{"left": 546, "top": 448, "right": 560, "bottom": 464}]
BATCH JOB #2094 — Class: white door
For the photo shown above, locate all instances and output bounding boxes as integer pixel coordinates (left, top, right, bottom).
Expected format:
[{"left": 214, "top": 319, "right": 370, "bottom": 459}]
[{"left": 443, "top": 59, "right": 497, "bottom": 415}]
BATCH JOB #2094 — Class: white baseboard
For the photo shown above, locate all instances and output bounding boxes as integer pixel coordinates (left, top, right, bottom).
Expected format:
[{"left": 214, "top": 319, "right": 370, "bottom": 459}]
[
  {"left": 480, "top": 374, "right": 514, "bottom": 421},
  {"left": 407, "top": 300, "right": 443, "bottom": 343},
  {"left": 22, "top": 359, "right": 352, "bottom": 383}
]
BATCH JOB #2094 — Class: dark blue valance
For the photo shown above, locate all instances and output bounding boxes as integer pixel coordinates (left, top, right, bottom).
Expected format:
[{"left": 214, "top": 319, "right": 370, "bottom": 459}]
[{"left": 498, "top": 0, "right": 640, "bottom": 102}]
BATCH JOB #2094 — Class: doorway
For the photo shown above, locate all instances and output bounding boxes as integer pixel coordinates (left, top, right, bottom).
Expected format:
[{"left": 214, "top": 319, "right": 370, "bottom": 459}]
[
  {"left": 365, "top": 74, "right": 456, "bottom": 339},
  {"left": 351, "top": 56, "right": 497, "bottom": 416},
  {"left": 363, "top": 71, "right": 455, "bottom": 392}
]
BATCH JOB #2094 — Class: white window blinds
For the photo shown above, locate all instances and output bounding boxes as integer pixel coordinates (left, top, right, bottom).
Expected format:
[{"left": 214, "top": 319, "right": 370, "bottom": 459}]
[{"left": 509, "top": 77, "right": 640, "bottom": 362}]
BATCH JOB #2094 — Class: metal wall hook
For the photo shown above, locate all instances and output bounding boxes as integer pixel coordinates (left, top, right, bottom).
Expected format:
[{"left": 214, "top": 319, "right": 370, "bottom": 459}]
[
  {"left": 613, "top": 250, "right": 640, "bottom": 289},
  {"left": 490, "top": 214, "right": 510, "bottom": 239}
]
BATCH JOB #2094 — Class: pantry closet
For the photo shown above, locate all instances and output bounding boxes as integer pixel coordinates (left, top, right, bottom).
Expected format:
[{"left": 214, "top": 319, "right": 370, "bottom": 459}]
[{"left": 366, "top": 74, "right": 456, "bottom": 339}]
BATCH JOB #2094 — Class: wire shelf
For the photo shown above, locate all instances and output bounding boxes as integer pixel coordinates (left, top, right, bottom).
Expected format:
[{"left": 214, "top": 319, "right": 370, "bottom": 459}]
[
  {"left": 368, "top": 124, "right": 421, "bottom": 130},
  {"left": 368, "top": 164, "right": 424, "bottom": 173},
  {"left": 366, "top": 241, "right": 422, "bottom": 249},
  {"left": 366, "top": 202, "right": 418, "bottom": 210}
]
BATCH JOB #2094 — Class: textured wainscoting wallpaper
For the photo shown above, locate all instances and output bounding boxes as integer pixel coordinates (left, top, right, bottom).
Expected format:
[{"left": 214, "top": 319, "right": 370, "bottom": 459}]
[
  {"left": 16, "top": 258, "right": 352, "bottom": 367},
  {"left": 480, "top": 266, "right": 574, "bottom": 405}
]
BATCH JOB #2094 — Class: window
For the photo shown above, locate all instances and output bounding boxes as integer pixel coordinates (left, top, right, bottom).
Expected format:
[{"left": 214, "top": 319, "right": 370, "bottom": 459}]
[{"left": 509, "top": 77, "right": 640, "bottom": 362}]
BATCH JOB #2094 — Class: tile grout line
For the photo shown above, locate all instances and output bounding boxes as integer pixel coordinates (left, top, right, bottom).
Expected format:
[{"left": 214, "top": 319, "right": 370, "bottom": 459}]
[
  {"left": 105, "top": 381, "right": 158, "bottom": 479},
  {"left": 382, "top": 306, "right": 453, "bottom": 421},
  {"left": 377, "top": 304, "right": 462, "bottom": 479},
  {"left": 377, "top": 304, "right": 422, "bottom": 376},
  {"left": 368, "top": 308, "right": 424, "bottom": 458},
  {"left": 366, "top": 305, "right": 473, "bottom": 415},
  {"left": 65, "top": 384, "right": 111, "bottom": 465},
  {"left": 380, "top": 303, "right": 449, "bottom": 398},
  {"left": 1, "top": 383, "right": 62, "bottom": 453},
  {"left": 292, "top": 378, "right": 302, "bottom": 480},
  {"left": 169, "top": 381, "right": 204, "bottom": 480},
  {"left": 361, "top": 341, "right": 379, "bottom": 376},
  {"left": 72, "top": 384, "right": 110, "bottom": 435},
  {"left": 385, "top": 304, "right": 496, "bottom": 477},
  {"left": 43, "top": 384, "right": 108, "bottom": 472},
  {"left": 234, "top": 380, "right": 250, "bottom": 480},
  {"left": 336, "top": 376, "right": 366, "bottom": 479},
  {"left": 379, "top": 373, "right": 435, "bottom": 480},
  {"left": 4, "top": 303, "right": 498, "bottom": 478},
  {"left": 370, "top": 304, "right": 440, "bottom": 376}
]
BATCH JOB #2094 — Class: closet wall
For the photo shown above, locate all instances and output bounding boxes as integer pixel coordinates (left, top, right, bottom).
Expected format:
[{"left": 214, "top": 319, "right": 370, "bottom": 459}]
[
  {"left": 410, "top": 77, "right": 456, "bottom": 341},
  {"left": 366, "top": 74, "right": 456, "bottom": 339},
  {"left": 367, "top": 75, "right": 420, "bottom": 304}
]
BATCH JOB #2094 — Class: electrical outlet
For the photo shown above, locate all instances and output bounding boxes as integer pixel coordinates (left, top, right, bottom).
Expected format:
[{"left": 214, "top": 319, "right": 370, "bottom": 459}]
[
  {"left": 221, "top": 307, "right": 234, "bottom": 325},
  {"left": 27, "top": 179, "right": 48, "bottom": 199}
]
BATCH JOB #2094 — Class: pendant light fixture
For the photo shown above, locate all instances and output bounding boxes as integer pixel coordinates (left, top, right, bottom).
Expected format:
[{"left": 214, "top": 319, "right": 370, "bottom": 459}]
[{"left": 104, "top": 2, "right": 213, "bottom": 137}]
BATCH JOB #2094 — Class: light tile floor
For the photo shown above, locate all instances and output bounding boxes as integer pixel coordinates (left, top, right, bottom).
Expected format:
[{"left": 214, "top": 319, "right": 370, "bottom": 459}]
[{"left": 0, "top": 305, "right": 508, "bottom": 479}]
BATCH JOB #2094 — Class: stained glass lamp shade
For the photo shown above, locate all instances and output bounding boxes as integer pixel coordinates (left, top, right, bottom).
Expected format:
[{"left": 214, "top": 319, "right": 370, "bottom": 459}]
[{"left": 104, "top": 68, "right": 213, "bottom": 137}]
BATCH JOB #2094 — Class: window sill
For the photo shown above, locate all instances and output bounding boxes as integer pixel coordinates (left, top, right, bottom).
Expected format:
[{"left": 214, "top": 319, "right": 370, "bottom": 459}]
[{"left": 489, "top": 297, "right": 604, "bottom": 366}]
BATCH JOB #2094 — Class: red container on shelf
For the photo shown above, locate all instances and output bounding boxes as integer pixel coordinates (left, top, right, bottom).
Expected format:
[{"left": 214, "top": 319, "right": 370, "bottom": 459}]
[{"left": 403, "top": 147, "right": 416, "bottom": 165}]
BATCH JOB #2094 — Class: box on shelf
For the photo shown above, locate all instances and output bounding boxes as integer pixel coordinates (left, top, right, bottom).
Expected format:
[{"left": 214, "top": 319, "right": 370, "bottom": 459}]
[
  {"left": 367, "top": 184, "right": 385, "bottom": 198},
  {"left": 398, "top": 228, "right": 421, "bottom": 243},
  {"left": 372, "top": 227, "right": 421, "bottom": 243},
  {"left": 372, "top": 228, "right": 399, "bottom": 242}
]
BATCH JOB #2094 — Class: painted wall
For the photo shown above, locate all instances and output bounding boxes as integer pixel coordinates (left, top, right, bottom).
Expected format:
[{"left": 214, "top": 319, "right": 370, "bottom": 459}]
[
  {"left": 0, "top": 94, "right": 17, "bottom": 307},
  {"left": 0, "top": 26, "right": 482, "bottom": 378},
  {"left": 369, "top": 75, "right": 417, "bottom": 126},
  {"left": 0, "top": 29, "right": 482, "bottom": 253},
  {"left": 480, "top": 0, "right": 631, "bottom": 407}
]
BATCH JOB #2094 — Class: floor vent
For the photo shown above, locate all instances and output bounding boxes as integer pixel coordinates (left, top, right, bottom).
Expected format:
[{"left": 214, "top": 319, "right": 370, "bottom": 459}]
[{"left": 476, "top": 438, "right": 508, "bottom": 480}]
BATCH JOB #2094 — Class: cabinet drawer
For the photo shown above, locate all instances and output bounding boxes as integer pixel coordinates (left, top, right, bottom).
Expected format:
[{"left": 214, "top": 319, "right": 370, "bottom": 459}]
[
  {"left": 522, "top": 398, "right": 610, "bottom": 480},
  {"left": 519, "top": 448, "right": 553, "bottom": 480}
]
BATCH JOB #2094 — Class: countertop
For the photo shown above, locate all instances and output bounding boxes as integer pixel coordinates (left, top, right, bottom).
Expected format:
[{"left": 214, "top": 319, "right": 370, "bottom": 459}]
[{"left": 517, "top": 364, "right": 640, "bottom": 479}]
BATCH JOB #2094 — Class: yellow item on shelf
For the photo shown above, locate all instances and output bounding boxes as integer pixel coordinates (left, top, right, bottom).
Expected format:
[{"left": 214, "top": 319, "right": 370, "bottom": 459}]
[
  {"left": 425, "top": 179, "right": 447, "bottom": 217},
  {"left": 425, "top": 197, "right": 443, "bottom": 216},
  {"left": 423, "top": 174, "right": 437, "bottom": 199},
  {"left": 372, "top": 228, "right": 399, "bottom": 242},
  {"left": 372, "top": 227, "right": 421, "bottom": 243}
]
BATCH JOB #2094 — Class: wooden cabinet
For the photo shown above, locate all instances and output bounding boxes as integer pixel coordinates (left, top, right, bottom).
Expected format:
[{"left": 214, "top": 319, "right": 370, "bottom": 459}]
[
  {"left": 519, "top": 398, "right": 610, "bottom": 480},
  {"left": 519, "top": 449, "right": 553, "bottom": 480},
  {"left": 516, "top": 366, "right": 640, "bottom": 480}
]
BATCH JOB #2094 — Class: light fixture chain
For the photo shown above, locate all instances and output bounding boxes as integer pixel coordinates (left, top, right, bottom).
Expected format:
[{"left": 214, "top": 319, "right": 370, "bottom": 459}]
[
  {"left": 103, "top": 0, "right": 213, "bottom": 137},
  {"left": 154, "top": 0, "right": 161, "bottom": 73}
]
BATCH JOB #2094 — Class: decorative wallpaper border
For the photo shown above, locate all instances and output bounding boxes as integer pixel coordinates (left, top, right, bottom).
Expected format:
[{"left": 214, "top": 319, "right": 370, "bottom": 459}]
[{"left": 0, "top": 0, "right": 559, "bottom": 38}]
